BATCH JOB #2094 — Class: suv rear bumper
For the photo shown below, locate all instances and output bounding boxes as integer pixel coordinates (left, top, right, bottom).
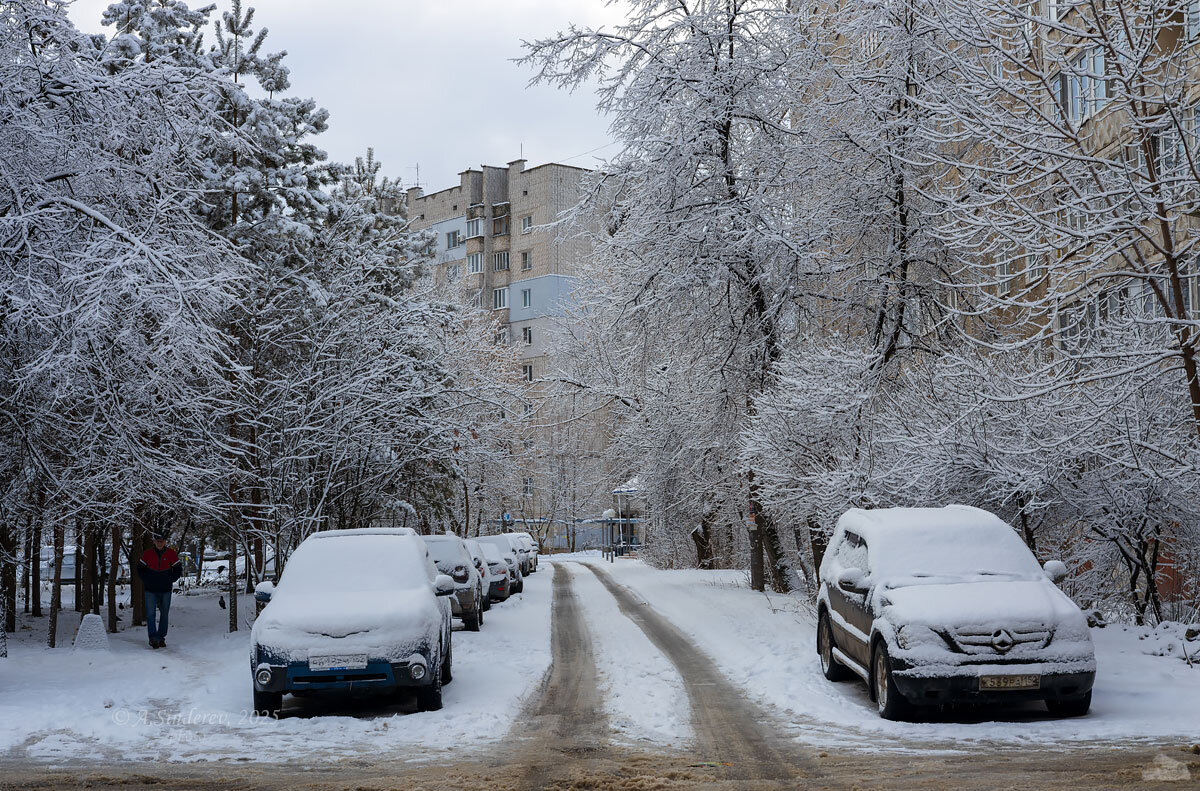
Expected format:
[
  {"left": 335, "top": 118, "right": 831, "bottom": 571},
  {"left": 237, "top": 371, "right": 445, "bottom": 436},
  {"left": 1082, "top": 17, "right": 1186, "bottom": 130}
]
[{"left": 892, "top": 669, "right": 1095, "bottom": 706}]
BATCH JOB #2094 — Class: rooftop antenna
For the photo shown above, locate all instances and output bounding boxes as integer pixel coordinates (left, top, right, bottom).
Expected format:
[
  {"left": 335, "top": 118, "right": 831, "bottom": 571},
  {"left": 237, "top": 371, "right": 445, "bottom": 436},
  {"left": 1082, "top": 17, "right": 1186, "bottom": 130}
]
[{"left": 520, "top": 142, "right": 524, "bottom": 159}]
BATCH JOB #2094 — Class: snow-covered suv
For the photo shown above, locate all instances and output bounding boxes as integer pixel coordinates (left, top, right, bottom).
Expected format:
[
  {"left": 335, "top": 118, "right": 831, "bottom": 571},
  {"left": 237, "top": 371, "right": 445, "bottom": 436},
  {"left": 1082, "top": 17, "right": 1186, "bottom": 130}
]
[
  {"left": 250, "top": 529, "right": 455, "bottom": 717},
  {"left": 816, "top": 506, "right": 1096, "bottom": 721}
]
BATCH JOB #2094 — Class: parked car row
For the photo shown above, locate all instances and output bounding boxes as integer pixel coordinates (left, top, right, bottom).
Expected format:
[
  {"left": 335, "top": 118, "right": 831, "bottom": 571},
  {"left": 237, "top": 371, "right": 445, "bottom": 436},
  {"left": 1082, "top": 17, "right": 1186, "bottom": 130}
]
[
  {"left": 816, "top": 505, "right": 1097, "bottom": 721},
  {"left": 248, "top": 528, "right": 540, "bottom": 718}
]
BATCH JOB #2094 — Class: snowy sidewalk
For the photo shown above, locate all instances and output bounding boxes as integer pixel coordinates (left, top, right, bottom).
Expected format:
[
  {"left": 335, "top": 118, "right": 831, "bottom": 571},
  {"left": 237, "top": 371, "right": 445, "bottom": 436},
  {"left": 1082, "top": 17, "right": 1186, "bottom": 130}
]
[
  {"left": 566, "top": 553, "right": 1200, "bottom": 751},
  {"left": 0, "top": 574, "right": 552, "bottom": 765}
]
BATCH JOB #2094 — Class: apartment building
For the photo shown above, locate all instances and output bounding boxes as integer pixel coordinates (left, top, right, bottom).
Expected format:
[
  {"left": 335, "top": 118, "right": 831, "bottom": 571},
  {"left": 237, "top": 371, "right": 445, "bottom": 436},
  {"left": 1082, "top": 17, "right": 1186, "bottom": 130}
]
[{"left": 406, "top": 159, "right": 607, "bottom": 533}]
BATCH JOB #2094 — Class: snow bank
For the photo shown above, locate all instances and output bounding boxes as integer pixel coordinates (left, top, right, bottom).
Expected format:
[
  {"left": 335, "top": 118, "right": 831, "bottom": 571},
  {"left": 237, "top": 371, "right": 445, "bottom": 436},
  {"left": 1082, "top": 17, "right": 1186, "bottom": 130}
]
[{"left": 1, "top": 574, "right": 552, "bottom": 765}]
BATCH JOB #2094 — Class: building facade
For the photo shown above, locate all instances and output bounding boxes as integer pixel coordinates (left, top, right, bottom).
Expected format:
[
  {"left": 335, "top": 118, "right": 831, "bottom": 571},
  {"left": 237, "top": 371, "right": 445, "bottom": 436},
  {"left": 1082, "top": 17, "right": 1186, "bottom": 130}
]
[{"left": 406, "top": 160, "right": 608, "bottom": 536}]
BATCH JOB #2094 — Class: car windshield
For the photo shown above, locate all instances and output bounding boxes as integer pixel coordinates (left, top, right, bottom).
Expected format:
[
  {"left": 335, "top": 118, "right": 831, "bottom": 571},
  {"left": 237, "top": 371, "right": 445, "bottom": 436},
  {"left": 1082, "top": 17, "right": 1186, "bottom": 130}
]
[
  {"left": 480, "top": 543, "right": 504, "bottom": 563},
  {"left": 868, "top": 522, "right": 1044, "bottom": 586},
  {"left": 277, "top": 535, "right": 429, "bottom": 595}
]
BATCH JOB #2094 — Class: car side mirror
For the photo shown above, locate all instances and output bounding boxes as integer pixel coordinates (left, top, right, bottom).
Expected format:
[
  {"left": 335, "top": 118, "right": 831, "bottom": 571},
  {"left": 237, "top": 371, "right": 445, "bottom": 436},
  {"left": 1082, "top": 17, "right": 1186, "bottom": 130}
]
[
  {"left": 254, "top": 581, "right": 274, "bottom": 603},
  {"left": 837, "top": 568, "right": 870, "bottom": 595},
  {"left": 1043, "top": 560, "right": 1068, "bottom": 584},
  {"left": 434, "top": 574, "right": 457, "bottom": 596}
]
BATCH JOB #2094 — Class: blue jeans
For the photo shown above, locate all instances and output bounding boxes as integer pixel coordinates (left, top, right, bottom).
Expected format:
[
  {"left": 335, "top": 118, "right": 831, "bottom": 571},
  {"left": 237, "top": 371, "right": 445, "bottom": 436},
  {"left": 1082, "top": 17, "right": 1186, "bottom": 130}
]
[{"left": 145, "top": 591, "right": 172, "bottom": 642}]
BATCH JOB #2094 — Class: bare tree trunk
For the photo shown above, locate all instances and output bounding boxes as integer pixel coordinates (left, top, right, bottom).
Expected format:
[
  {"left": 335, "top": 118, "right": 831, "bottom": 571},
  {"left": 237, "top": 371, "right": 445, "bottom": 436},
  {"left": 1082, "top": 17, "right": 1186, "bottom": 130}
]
[
  {"left": 30, "top": 502, "right": 42, "bottom": 617},
  {"left": 1, "top": 520, "right": 16, "bottom": 632},
  {"left": 195, "top": 535, "right": 206, "bottom": 584},
  {"left": 47, "top": 519, "right": 64, "bottom": 648},
  {"left": 79, "top": 521, "right": 94, "bottom": 614},
  {"left": 747, "top": 525, "right": 764, "bottom": 592},
  {"left": 808, "top": 514, "right": 829, "bottom": 572},
  {"left": 22, "top": 516, "right": 31, "bottom": 613},
  {"left": 73, "top": 523, "right": 83, "bottom": 612},
  {"left": 130, "top": 514, "right": 146, "bottom": 627},
  {"left": 228, "top": 532, "right": 238, "bottom": 633},
  {"left": 107, "top": 523, "right": 119, "bottom": 633}
]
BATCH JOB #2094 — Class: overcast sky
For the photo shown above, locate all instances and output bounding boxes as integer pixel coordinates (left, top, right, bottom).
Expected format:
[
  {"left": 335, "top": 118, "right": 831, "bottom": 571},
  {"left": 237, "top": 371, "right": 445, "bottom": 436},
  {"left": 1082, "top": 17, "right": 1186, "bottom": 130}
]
[{"left": 68, "top": 0, "right": 622, "bottom": 191}]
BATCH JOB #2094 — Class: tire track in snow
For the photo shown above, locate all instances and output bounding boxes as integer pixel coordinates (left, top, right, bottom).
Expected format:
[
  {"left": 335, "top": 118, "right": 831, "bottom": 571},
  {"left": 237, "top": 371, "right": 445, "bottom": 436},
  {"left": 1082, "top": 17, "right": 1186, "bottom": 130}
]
[
  {"left": 582, "top": 562, "right": 823, "bottom": 786},
  {"left": 510, "top": 563, "right": 610, "bottom": 790}
]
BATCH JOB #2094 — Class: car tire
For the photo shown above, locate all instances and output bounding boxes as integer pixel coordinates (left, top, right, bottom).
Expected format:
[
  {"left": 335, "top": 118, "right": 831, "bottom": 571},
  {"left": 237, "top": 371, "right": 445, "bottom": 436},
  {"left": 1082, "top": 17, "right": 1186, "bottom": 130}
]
[
  {"left": 253, "top": 689, "right": 282, "bottom": 718},
  {"left": 1046, "top": 691, "right": 1091, "bottom": 717},
  {"left": 482, "top": 589, "right": 491, "bottom": 612},
  {"left": 872, "top": 641, "right": 912, "bottom": 721},
  {"left": 817, "top": 610, "right": 855, "bottom": 682},
  {"left": 464, "top": 602, "right": 481, "bottom": 632},
  {"left": 441, "top": 637, "right": 453, "bottom": 685},
  {"left": 416, "top": 657, "right": 443, "bottom": 712}
]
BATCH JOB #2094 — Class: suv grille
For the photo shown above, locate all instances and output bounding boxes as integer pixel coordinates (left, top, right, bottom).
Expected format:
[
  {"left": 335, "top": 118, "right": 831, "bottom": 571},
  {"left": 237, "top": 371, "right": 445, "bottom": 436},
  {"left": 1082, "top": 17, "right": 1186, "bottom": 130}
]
[{"left": 948, "top": 626, "right": 1053, "bottom": 655}]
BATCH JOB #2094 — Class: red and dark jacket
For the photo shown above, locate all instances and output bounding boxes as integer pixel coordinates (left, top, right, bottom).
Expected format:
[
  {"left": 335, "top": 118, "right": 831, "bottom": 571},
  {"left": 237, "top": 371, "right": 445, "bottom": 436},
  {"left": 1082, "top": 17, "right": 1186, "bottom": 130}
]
[{"left": 138, "top": 546, "right": 183, "bottom": 593}]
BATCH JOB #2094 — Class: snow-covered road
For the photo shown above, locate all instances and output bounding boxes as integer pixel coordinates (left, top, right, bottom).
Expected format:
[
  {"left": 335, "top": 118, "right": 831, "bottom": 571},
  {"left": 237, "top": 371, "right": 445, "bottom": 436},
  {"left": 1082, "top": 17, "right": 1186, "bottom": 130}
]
[
  {"left": 1, "top": 552, "right": 1195, "bottom": 769},
  {"left": 571, "top": 554, "right": 1200, "bottom": 751}
]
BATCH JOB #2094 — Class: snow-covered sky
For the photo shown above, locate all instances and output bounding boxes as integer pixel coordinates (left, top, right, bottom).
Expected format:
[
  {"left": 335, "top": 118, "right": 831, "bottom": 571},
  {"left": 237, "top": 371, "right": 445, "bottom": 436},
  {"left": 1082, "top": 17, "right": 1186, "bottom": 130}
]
[{"left": 67, "top": 0, "right": 622, "bottom": 191}]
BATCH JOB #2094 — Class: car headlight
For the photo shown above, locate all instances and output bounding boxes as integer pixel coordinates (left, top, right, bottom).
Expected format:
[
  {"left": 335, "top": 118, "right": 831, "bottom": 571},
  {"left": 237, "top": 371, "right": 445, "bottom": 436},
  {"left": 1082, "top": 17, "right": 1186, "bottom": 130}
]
[
  {"left": 409, "top": 662, "right": 426, "bottom": 680},
  {"left": 894, "top": 626, "right": 912, "bottom": 650},
  {"left": 255, "top": 665, "right": 273, "bottom": 685}
]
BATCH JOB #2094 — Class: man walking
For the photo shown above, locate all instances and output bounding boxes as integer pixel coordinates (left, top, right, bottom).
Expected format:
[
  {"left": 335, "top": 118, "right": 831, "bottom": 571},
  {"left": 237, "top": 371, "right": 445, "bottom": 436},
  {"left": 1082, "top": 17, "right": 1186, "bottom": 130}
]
[{"left": 138, "top": 532, "right": 182, "bottom": 649}]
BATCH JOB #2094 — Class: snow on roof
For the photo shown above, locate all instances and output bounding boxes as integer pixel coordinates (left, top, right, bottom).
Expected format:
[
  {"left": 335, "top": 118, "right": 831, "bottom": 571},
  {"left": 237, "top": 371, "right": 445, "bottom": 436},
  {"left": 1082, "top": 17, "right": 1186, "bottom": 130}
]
[
  {"left": 308, "top": 527, "right": 416, "bottom": 539},
  {"left": 278, "top": 533, "right": 430, "bottom": 594},
  {"left": 835, "top": 506, "right": 1043, "bottom": 580},
  {"left": 613, "top": 477, "right": 640, "bottom": 494}
]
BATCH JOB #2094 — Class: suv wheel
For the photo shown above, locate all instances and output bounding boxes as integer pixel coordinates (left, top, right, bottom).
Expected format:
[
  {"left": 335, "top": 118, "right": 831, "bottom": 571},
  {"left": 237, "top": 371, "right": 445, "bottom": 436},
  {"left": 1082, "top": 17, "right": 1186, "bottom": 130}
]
[
  {"left": 252, "top": 689, "right": 282, "bottom": 718},
  {"left": 417, "top": 651, "right": 444, "bottom": 711},
  {"left": 872, "top": 642, "right": 912, "bottom": 721},
  {"left": 1046, "top": 690, "right": 1091, "bottom": 717},
  {"left": 441, "top": 637, "right": 453, "bottom": 685},
  {"left": 817, "top": 611, "right": 854, "bottom": 682}
]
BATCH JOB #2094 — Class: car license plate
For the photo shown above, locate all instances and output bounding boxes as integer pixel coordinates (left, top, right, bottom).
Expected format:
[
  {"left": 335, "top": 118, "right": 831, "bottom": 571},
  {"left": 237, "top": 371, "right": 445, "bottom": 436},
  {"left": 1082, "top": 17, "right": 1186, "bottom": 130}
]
[
  {"left": 308, "top": 653, "right": 367, "bottom": 671},
  {"left": 980, "top": 674, "right": 1040, "bottom": 691}
]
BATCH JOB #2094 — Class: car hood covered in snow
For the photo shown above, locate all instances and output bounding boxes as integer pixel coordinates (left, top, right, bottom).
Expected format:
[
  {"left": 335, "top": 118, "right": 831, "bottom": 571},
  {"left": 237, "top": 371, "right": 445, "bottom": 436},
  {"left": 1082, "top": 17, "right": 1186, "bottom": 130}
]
[
  {"left": 879, "top": 577, "right": 1085, "bottom": 630},
  {"left": 252, "top": 590, "right": 440, "bottom": 661}
]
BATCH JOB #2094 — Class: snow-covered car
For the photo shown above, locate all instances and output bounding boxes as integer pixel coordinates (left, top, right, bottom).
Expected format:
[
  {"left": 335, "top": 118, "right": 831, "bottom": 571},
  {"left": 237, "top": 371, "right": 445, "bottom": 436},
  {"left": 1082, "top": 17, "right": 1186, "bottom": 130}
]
[
  {"left": 462, "top": 539, "right": 493, "bottom": 612},
  {"left": 816, "top": 505, "right": 1096, "bottom": 721},
  {"left": 511, "top": 532, "right": 539, "bottom": 573},
  {"left": 421, "top": 534, "right": 485, "bottom": 631},
  {"left": 484, "top": 533, "right": 531, "bottom": 577},
  {"left": 250, "top": 529, "right": 453, "bottom": 717},
  {"left": 477, "top": 534, "right": 524, "bottom": 594},
  {"left": 476, "top": 541, "right": 511, "bottom": 602}
]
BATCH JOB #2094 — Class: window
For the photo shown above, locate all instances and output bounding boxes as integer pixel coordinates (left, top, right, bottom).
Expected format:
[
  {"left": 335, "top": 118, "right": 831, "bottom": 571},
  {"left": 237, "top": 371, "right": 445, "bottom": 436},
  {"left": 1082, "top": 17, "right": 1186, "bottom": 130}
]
[
  {"left": 1026, "top": 254, "right": 1047, "bottom": 284},
  {"left": 470, "top": 290, "right": 482, "bottom": 308},
  {"left": 1189, "top": 0, "right": 1200, "bottom": 38},
  {"left": 1058, "top": 47, "right": 1108, "bottom": 124},
  {"left": 521, "top": 215, "right": 533, "bottom": 234},
  {"left": 522, "top": 363, "right": 534, "bottom": 381},
  {"left": 467, "top": 252, "right": 483, "bottom": 274},
  {"left": 492, "top": 251, "right": 510, "bottom": 271},
  {"left": 493, "top": 288, "right": 507, "bottom": 310},
  {"left": 493, "top": 216, "right": 508, "bottom": 236},
  {"left": 998, "top": 259, "right": 1014, "bottom": 296},
  {"left": 523, "top": 477, "right": 534, "bottom": 496},
  {"left": 446, "top": 264, "right": 461, "bottom": 283},
  {"left": 445, "top": 230, "right": 461, "bottom": 249},
  {"left": 466, "top": 219, "right": 483, "bottom": 238},
  {"left": 522, "top": 326, "right": 533, "bottom": 345},
  {"left": 521, "top": 288, "right": 532, "bottom": 308},
  {"left": 494, "top": 327, "right": 509, "bottom": 345},
  {"left": 1048, "top": 0, "right": 1069, "bottom": 21},
  {"left": 521, "top": 251, "right": 532, "bottom": 270}
]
